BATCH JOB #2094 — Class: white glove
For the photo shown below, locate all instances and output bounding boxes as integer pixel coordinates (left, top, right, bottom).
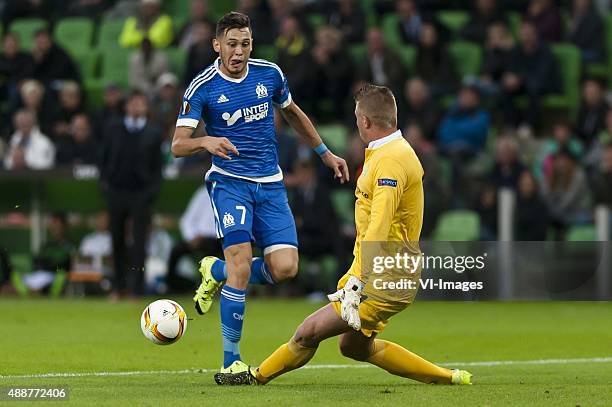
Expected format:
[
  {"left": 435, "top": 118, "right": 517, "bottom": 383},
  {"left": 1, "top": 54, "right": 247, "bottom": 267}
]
[{"left": 327, "top": 276, "right": 365, "bottom": 331}]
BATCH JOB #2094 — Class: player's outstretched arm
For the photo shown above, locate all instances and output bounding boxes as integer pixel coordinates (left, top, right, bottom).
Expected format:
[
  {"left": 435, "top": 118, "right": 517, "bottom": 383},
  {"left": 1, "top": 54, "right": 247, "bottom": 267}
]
[
  {"left": 280, "top": 102, "right": 349, "bottom": 184},
  {"left": 171, "top": 126, "right": 239, "bottom": 159}
]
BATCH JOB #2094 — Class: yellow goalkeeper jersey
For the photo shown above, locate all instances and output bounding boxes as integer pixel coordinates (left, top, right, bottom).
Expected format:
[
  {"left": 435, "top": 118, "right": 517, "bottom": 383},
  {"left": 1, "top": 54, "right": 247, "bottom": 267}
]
[{"left": 348, "top": 130, "right": 424, "bottom": 282}]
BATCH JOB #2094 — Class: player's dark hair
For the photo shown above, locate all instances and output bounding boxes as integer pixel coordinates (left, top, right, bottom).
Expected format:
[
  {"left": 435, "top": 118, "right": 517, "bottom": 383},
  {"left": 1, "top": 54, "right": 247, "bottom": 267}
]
[
  {"left": 216, "top": 12, "right": 251, "bottom": 38},
  {"left": 354, "top": 83, "right": 397, "bottom": 129}
]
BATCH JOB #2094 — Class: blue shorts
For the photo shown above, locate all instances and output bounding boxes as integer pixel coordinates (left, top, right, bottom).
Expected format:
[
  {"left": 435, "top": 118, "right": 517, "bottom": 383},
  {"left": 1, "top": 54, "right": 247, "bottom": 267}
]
[{"left": 206, "top": 173, "right": 298, "bottom": 252}]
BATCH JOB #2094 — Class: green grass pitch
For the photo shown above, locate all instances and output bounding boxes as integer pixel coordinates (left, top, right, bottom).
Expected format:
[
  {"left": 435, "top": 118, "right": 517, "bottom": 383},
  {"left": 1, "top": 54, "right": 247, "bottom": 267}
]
[{"left": 1, "top": 298, "right": 611, "bottom": 406}]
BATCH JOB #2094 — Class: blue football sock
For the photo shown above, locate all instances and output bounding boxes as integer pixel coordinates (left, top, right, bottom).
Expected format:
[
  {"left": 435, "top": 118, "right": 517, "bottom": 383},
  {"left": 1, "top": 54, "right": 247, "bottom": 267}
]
[
  {"left": 210, "top": 258, "right": 275, "bottom": 285},
  {"left": 220, "top": 285, "right": 246, "bottom": 369}
]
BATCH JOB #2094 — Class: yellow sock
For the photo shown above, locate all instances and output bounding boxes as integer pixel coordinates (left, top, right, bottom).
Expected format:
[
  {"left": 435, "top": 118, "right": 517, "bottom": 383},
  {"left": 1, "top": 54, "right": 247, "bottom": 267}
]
[
  {"left": 366, "top": 339, "right": 453, "bottom": 384},
  {"left": 256, "top": 338, "right": 317, "bottom": 384}
]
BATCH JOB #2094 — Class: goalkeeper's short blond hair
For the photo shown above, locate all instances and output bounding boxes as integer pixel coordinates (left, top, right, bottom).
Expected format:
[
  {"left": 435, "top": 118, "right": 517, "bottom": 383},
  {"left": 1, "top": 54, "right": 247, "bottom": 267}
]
[{"left": 354, "top": 83, "right": 397, "bottom": 130}]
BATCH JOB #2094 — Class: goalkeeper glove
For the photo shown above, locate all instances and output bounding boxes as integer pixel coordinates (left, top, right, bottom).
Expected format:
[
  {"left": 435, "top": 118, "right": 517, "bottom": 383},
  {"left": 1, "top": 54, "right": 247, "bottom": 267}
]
[{"left": 327, "top": 276, "right": 364, "bottom": 331}]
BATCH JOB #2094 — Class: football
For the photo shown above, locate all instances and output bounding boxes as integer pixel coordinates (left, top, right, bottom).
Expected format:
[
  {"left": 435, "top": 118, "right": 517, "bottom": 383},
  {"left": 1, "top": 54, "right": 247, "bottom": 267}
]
[{"left": 140, "top": 299, "right": 187, "bottom": 345}]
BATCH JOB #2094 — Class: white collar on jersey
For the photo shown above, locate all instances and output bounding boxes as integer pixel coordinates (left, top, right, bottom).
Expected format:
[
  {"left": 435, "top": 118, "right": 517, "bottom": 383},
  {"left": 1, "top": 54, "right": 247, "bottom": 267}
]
[
  {"left": 368, "top": 129, "right": 403, "bottom": 149},
  {"left": 215, "top": 57, "right": 250, "bottom": 83}
]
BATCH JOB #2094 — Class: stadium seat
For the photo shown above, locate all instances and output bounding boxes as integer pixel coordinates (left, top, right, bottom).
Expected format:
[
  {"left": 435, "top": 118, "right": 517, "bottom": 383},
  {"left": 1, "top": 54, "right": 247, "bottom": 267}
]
[
  {"left": 348, "top": 44, "right": 366, "bottom": 65},
  {"left": 307, "top": 13, "right": 326, "bottom": 31},
  {"left": 97, "top": 18, "right": 125, "bottom": 51},
  {"left": 507, "top": 11, "right": 522, "bottom": 40},
  {"left": 448, "top": 41, "right": 482, "bottom": 80},
  {"left": 437, "top": 10, "right": 470, "bottom": 37},
  {"left": 432, "top": 210, "right": 481, "bottom": 241},
  {"left": 566, "top": 225, "right": 597, "bottom": 241},
  {"left": 542, "top": 43, "right": 581, "bottom": 114},
  {"left": 166, "top": 47, "right": 187, "bottom": 79},
  {"left": 318, "top": 124, "right": 349, "bottom": 156},
  {"left": 54, "top": 17, "right": 95, "bottom": 57},
  {"left": 163, "top": 0, "right": 189, "bottom": 23},
  {"left": 381, "top": 13, "right": 402, "bottom": 48},
  {"left": 252, "top": 44, "right": 278, "bottom": 63},
  {"left": 9, "top": 18, "right": 48, "bottom": 51},
  {"left": 77, "top": 50, "right": 100, "bottom": 83},
  {"left": 99, "top": 48, "right": 130, "bottom": 88},
  {"left": 360, "top": 0, "right": 378, "bottom": 27},
  {"left": 397, "top": 45, "right": 416, "bottom": 74},
  {"left": 331, "top": 189, "right": 355, "bottom": 225}
]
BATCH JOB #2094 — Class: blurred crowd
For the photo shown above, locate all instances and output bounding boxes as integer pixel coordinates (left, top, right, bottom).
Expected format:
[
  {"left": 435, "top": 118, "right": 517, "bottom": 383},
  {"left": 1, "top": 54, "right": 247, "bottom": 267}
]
[{"left": 1, "top": 0, "right": 612, "bottom": 297}]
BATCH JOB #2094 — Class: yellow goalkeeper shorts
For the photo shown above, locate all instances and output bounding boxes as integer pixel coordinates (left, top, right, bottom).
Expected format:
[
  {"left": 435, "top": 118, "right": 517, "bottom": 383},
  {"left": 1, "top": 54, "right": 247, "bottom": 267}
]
[{"left": 331, "top": 272, "right": 413, "bottom": 337}]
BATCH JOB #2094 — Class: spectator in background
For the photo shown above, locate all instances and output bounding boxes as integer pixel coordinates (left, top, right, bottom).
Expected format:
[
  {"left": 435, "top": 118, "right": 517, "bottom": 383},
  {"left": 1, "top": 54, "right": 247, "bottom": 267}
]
[
  {"left": 21, "top": 212, "right": 73, "bottom": 293},
  {"left": 184, "top": 21, "right": 216, "bottom": 87},
  {"left": 55, "top": 114, "right": 98, "bottom": 166},
  {"left": 99, "top": 91, "right": 162, "bottom": 299},
  {"left": 396, "top": 0, "right": 424, "bottom": 45},
  {"left": 307, "top": 26, "right": 353, "bottom": 118},
  {"left": 360, "top": 27, "right": 405, "bottom": 97},
  {"left": 325, "top": 0, "right": 367, "bottom": 44},
  {"left": 79, "top": 211, "right": 112, "bottom": 274},
  {"left": 567, "top": 0, "right": 606, "bottom": 63},
  {"left": 276, "top": 15, "right": 310, "bottom": 104},
  {"left": 290, "top": 158, "right": 341, "bottom": 293},
  {"left": 541, "top": 147, "right": 591, "bottom": 239},
  {"left": 166, "top": 186, "right": 221, "bottom": 292},
  {"left": 585, "top": 108, "right": 612, "bottom": 169},
  {"left": 51, "top": 81, "right": 84, "bottom": 141},
  {"left": 0, "top": 33, "right": 34, "bottom": 110},
  {"left": 400, "top": 77, "right": 440, "bottom": 139},
  {"left": 177, "top": 0, "right": 214, "bottom": 50},
  {"left": 501, "top": 21, "right": 560, "bottom": 130},
  {"left": 576, "top": 79, "right": 609, "bottom": 146},
  {"left": 526, "top": 0, "right": 562, "bottom": 42},
  {"left": 267, "top": 0, "right": 295, "bottom": 43},
  {"left": 93, "top": 84, "right": 125, "bottom": 137},
  {"left": 17, "top": 79, "right": 54, "bottom": 137},
  {"left": 128, "top": 38, "right": 169, "bottom": 99},
  {"left": 478, "top": 21, "right": 514, "bottom": 96},
  {"left": 516, "top": 170, "right": 550, "bottom": 240},
  {"left": 404, "top": 123, "right": 449, "bottom": 237},
  {"left": 4, "top": 109, "right": 55, "bottom": 170},
  {"left": 275, "top": 112, "right": 298, "bottom": 177},
  {"left": 237, "top": 0, "right": 274, "bottom": 44},
  {"left": 461, "top": 0, "right": 507, "bottom": 44},
  {"left": 588, "top": 143, "right": 612, "bottom": 208},
  {"left": 488, "top": 136, "right": 526, "bottom": 190},
  {"left": 475, "top": 183, "right": 498, "bottom": 240},
  {"left": 31, "top": 29, "right": 80, "bottom": 86},
  {"left": 415, "top": 23, "right": 457, "bottom": 97},
  {"left": 119, "top": 0, "right": 174, "bottom": 49},
  {"left": 438, "top": 85, "right": 490, "bottom": 202},
  {"left": 535, "top": 119, "right": 583, "bottom": 181},
  {"left": 151, "top": 72, "right": 181, "bottom": 141},
  {"left": 438, "top": 85, "right": 490, "bottom": 157}
]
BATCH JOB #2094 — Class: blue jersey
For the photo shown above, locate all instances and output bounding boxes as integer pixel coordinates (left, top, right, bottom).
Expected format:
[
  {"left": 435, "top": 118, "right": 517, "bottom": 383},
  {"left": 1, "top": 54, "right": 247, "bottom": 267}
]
[{"left": 176, "top": 57, "right": 292, "bottom": 179}]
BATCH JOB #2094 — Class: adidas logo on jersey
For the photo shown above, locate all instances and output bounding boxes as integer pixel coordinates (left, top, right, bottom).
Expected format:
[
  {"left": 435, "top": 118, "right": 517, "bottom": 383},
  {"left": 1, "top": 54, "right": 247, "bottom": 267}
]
[{"left": 217, "top": 94, "right": 229, "bottom": 103}]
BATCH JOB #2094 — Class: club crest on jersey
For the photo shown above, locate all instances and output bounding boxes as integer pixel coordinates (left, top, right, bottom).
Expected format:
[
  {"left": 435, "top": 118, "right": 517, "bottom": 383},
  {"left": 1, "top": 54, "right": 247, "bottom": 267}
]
[
  {"left": 256, "top": 82, "right": 268, "bottom": 99},
  {"left": 222, "top": 102, "right": 269, "bottom": 126},
  {"left": 223, "top": 212, "right": 235, "bottom": 228}
]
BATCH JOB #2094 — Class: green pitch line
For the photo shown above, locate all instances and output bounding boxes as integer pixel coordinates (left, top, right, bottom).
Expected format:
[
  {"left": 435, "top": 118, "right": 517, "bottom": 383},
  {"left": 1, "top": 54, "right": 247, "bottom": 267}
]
[{"left": 1, "top": 299, "right": 611, "bottom": 406}]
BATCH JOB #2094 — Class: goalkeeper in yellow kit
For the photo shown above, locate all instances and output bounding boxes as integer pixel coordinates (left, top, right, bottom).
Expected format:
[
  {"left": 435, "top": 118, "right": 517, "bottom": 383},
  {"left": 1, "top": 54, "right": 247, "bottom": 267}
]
[{"left": 214, "top": 83, "right": 472, "bottom": 386}]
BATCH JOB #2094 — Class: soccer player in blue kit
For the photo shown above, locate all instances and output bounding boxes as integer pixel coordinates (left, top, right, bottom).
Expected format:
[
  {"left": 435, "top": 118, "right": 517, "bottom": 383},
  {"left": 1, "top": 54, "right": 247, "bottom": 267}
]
[{"left": 171, "top": 12, "right": 349, "bottom": 382}]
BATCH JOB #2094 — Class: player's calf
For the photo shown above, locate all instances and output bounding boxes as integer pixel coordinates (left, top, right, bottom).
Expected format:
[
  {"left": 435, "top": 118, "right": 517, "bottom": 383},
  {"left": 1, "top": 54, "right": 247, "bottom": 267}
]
[{"left": 338, "top": 331, "right": 376, "bottom": 362}]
